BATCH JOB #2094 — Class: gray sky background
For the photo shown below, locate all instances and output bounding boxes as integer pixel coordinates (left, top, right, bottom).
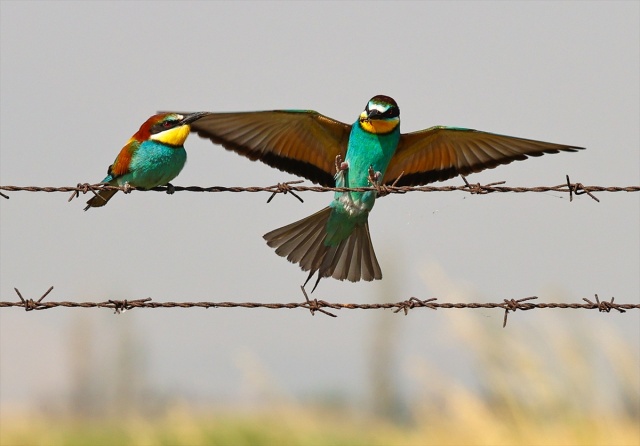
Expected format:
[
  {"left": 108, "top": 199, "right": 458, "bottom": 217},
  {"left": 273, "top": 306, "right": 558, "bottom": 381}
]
[{"left": 1, "top": 2, "right": 638, "bottom": 413}]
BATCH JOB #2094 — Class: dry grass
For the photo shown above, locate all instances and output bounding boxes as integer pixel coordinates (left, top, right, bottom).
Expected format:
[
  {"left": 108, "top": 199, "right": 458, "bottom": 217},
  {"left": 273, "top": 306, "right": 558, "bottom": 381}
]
[
  {"left": 1, "top": 403, "right": 638, "bottom": 446},
  {"left": 2, "top": 272, "right": 638, "bottom": 445}
]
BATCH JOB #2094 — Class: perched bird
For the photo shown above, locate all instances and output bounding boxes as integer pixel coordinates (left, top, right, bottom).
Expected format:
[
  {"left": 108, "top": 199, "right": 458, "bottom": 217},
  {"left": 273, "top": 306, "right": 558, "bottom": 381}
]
[
  {"left": 84, "top": 112, "right": 208, "bottom": 211},
  {"left": 181, "top": 96, "right": 584, "bottom": 290}
]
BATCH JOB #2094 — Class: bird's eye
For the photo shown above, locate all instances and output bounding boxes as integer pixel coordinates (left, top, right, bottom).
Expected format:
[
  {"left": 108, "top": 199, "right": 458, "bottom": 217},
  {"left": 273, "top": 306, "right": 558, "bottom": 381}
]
[
  {"left": 383, "top": 108, "right": 398, "bottom": 118},
  {"left": 162, "top": 121, "right": 172, "bottom": 129}
]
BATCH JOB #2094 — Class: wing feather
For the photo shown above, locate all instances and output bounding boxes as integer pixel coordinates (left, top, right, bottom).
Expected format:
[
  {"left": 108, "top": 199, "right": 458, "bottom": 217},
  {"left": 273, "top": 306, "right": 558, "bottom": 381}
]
[
  {"left": 186, "top": 110, "right": 352, "bottom": 186},
  {"left": 384, "top": 126, "right": 584, "bottom": 186}
]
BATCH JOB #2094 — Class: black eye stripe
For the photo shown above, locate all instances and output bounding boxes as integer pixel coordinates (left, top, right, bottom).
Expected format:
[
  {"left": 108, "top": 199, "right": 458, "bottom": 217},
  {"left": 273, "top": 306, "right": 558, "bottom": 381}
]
[
  {"left": 151, "top": 119, "right": 179, "bottom": 134},
  {"left": 370, "top": 106, "right": 399, "bottom": 119}
]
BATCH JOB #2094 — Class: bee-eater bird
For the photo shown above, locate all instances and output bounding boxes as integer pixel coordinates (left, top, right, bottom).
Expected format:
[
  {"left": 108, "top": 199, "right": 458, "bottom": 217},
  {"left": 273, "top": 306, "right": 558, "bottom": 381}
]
[
  {"left": 179, "top": 96, "right": 583, "bottom": 290},
  {"left": 84, "top": 112, "right": 208, "bottom": 211}
]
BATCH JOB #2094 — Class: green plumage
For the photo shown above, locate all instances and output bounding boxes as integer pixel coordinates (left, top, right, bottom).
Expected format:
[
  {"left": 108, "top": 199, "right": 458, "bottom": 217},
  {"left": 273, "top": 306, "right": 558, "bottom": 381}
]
[
  {"left": 85, "top": 112, "right": 208, "bottom": 211},
  {"left": 265, "top": 96, "right": 402, "bottom": 289},
  {"left": 182, "top": 95, "right": 583, "bottom": 290}
]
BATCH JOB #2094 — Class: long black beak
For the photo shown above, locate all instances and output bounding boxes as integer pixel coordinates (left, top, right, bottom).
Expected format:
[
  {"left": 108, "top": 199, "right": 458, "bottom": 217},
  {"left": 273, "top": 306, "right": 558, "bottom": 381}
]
[
  {"left": 366, "top": 109, "right": 381, "bottom": 120},
  {"left": 360, "top": 108, "right": 379, "bottom": 123},
  {"left": 180, "top": 111, "right": 210, "bottom": 125}
]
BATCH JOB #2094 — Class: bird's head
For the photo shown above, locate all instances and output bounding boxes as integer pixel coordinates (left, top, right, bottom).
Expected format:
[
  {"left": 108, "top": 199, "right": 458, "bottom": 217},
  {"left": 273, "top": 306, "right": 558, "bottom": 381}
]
[
  {"left": 358, "top": 95, "right": 400, "bottom": 134},
  {"left": 133, "top": 112, "right": 209, "bottom": 147}
]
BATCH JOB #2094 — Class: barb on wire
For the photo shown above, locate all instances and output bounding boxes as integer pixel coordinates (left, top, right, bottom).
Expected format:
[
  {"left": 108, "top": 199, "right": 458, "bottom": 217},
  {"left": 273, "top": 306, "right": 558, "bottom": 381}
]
[
  {"left": 582, "top": 294, "right": 626, "bottom": 314},
  {"left": 566, "top": 175, "right": 600, "bottom": 203},
  {"left": 109, "top": 297, "right": 153, "bottom": 315},
  {"left": 392, "top": 297, "right": 439, "bottom": 315},
  {"left": 266, "top": 180, "right": 305, "bottom": 204},
  {"left": 1, "top": 176, "right": 638, "bottom": 203},
  {"left": 462, "top": 176, "right": 508, "bottom": 195},
  {"left": 502, "top": 296, "right": 539, "bottom": 328},
  {"left": 300, "top": 285, "right": 336, "bottom": 317},
  {"left": 2, "top": 287, "right": 638, "bottom": 328},
  {"left": 14, "top": 286, "right": 54, "bottom": 311}
]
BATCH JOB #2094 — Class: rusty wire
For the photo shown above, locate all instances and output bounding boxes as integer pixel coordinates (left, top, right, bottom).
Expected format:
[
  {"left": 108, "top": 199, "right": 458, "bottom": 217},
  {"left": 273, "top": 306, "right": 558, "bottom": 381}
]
[
  {"left": 0, "top": 176, "right": 638, "bottom": 204},
  {"left": 2, "top": 177, "right": 638, "bottom": 326},
  {"left": 2, "top": 287, "right": 637, "bottom": 327}
]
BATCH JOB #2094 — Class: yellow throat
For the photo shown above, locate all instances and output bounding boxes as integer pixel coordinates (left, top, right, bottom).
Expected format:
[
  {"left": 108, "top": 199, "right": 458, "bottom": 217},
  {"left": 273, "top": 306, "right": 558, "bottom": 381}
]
[
  {"left": 150, "top": 124, "right": 191, "bottom": 147},
  {"left": 359, "top": 111, "right": 399, "bottom": 134}
]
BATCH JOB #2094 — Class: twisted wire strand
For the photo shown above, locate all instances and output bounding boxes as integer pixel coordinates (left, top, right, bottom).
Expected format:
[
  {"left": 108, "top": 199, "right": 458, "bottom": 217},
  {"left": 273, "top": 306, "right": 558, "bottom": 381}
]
[
  {"left": 0, "top": 175, "right": 638, "bottom": 204},
  {"left": 2, "top": 287, "right": 637, "bottom": 327},
  {"left": 2, "top": 177, "right": 638, "bottom": 326}
]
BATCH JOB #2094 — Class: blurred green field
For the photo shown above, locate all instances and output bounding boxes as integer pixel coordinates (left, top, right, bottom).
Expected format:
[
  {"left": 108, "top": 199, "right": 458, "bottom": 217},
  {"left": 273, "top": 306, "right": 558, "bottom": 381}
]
[
  {"left": 2, "top": 403, "right": 638, "bottom": 446},
  {"left": 2, "top": 306, "right": 638, "bottom": 446}
]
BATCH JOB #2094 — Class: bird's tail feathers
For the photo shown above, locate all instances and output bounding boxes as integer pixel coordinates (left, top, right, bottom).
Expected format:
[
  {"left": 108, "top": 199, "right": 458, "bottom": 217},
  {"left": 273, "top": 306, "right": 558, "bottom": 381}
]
[
  {"left": 84, "top": 189, "right": 118, "bottom": 211},
  {"left": 263, "top": 207, "right": 382, "bottom": 291}
]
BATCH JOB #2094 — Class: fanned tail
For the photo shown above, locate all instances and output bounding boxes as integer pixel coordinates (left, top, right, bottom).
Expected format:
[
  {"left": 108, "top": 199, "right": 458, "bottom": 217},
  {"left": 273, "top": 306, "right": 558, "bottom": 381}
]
[
  {"left": 84, "top": 189, "right": 118, "bottom": 211},
  {"left": 263, "top": 207, "right": 382, "bottom": 290}
]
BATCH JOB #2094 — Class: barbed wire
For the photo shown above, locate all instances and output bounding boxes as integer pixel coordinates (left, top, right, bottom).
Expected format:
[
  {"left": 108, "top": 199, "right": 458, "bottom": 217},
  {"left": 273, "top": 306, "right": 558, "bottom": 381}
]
[
  {"left": 2, "top": 178, "right": 638, "bottom": 326},
  {"left": 0, "top": 175, "right": 638, "bottom": 204},
  {"left": 1, "top": 287, "right": 637, "bottom": 327}
]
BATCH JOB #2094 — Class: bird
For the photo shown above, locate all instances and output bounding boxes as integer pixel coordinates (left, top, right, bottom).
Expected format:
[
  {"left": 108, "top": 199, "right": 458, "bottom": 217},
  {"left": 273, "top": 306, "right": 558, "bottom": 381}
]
[
  {"left": 178, "top": 96, "right": 584, "bottom": 290},
  {"left": 84, "top": 112, "right": 208, "bottom": 211}
]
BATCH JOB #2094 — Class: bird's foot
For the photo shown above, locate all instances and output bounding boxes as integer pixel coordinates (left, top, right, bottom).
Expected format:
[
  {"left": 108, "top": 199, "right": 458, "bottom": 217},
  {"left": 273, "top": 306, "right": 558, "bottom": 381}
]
[
  {"left": 367, "top": 165, "right": 382, "bottom": 185},
  {"left": 368, "top": 166, "right": 390, "bottom": 196},
  {"left": 122, "top": 182, "right": 132, "bottom": 194},
  {"left": 166, "top": 183, "right": 176, "bottom": 195},
  {"left": 335, "top": 155, "right": 348, "bottom": 174}
]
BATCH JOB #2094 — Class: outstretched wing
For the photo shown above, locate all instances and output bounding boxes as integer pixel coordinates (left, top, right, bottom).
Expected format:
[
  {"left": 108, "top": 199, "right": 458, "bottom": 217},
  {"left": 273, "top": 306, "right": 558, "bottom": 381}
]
[
  {"left": 185, "top": 110, "right": 352, "bottom": 186},
  {"left": 384, "top": 126, "right": 584, "bottom": 186}
]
